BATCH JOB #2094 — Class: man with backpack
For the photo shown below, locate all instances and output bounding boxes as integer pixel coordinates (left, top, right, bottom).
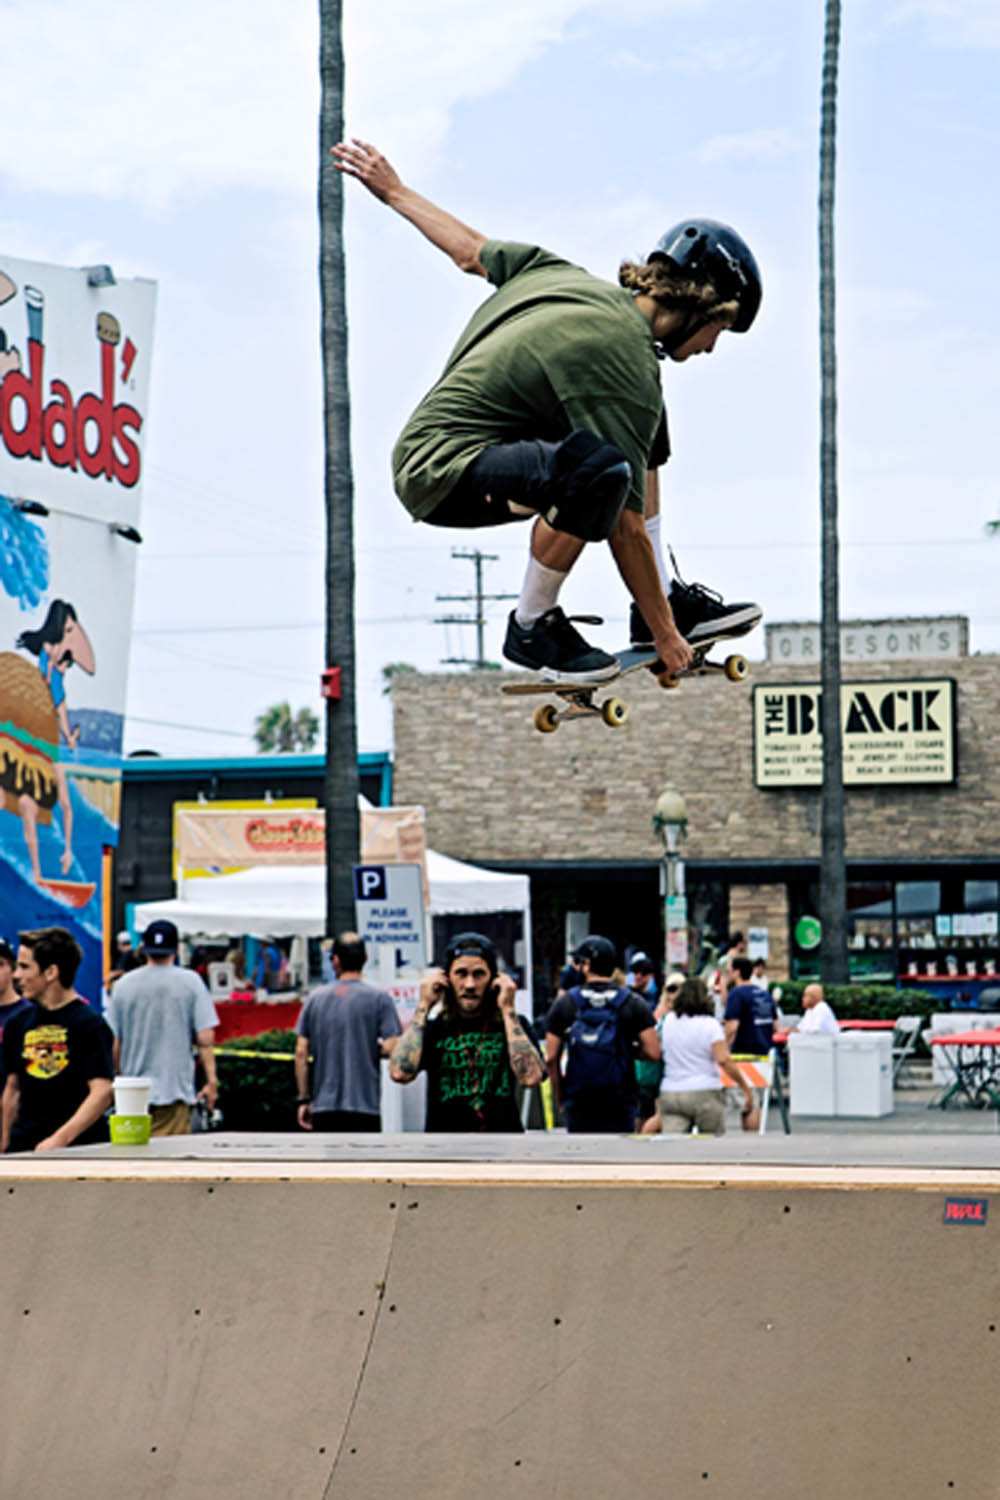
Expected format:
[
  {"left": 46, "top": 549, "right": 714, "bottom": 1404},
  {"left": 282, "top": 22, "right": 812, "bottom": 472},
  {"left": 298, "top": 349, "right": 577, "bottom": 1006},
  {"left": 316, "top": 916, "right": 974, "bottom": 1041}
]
[{"left": 544, "top": 935, "right": 660, "bottom": 1133}]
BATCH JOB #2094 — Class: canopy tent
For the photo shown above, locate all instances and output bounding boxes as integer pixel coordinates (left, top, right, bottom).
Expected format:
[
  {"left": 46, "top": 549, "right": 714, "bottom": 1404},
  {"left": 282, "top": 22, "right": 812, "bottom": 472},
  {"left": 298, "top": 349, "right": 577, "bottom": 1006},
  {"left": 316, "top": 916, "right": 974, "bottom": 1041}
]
[{"left": 131, "top": 850, "right": 530, "bottom": 938}]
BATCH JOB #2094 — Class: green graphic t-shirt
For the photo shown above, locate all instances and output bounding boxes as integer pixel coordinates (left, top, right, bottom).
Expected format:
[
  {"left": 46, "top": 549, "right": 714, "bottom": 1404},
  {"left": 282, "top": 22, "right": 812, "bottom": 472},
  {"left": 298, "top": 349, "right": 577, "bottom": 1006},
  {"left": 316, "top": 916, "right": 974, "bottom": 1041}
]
[
  {"left": 420, "top": 1011, "right": 534, "bottom": 1133},
  {"left": 392, "top": 241, "right": 665, "bottom": 520}
]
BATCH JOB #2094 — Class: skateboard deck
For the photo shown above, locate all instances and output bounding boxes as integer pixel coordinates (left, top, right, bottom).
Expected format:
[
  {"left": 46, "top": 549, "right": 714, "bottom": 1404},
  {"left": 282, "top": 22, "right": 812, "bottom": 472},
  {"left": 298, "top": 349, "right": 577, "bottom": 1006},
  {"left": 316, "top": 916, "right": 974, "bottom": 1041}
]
[{"left": 502, "top": 636, "right": 750, "bottom": 733}]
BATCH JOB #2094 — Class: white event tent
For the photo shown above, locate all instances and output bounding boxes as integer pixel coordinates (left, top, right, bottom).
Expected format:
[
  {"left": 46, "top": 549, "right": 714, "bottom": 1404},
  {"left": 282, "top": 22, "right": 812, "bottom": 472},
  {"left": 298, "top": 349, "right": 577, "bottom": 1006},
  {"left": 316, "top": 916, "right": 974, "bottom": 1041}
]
[{"left": 133, "top": 850, "right": 530, "bottom": 941}]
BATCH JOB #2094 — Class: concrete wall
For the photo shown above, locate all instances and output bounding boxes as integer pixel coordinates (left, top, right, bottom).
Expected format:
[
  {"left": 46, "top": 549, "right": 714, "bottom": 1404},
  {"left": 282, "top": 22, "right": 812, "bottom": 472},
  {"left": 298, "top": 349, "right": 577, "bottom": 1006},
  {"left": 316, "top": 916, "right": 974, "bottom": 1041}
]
[{"left": 392, "top": 656, "right": 999, "bottom": 866}]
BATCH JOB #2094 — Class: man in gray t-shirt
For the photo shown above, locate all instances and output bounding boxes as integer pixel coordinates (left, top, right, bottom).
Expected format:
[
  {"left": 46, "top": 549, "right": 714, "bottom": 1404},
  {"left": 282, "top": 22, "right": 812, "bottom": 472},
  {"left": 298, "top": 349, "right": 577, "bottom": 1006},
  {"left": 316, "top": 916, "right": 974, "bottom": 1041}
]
[
  {"left": 104, "top": 920, "right": 219, "bottom": 1136},
  {"left": 295, "top": 932, "right": 401, "bottom": 1132}
]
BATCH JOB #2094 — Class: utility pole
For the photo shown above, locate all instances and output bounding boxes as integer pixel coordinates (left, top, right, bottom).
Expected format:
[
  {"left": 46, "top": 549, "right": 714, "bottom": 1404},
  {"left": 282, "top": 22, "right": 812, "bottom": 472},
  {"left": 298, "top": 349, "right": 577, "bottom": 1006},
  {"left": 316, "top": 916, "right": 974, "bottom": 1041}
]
[{"left": 435, "top": 548, "right": 516, "bottom": 669}]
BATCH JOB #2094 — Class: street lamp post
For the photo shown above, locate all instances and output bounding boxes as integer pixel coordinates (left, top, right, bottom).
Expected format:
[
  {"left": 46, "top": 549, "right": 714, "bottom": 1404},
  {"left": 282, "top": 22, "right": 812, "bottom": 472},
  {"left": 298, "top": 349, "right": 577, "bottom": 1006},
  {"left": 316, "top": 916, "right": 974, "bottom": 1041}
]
[{"left": 653, "top": 784, "right": 689, "bottom": 974}]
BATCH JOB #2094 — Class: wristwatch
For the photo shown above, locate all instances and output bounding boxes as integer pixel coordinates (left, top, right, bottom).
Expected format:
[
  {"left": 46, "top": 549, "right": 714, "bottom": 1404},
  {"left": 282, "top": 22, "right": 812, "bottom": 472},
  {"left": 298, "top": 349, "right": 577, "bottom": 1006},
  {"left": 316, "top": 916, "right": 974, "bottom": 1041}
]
[{"left": 297, "top": 1096, "right": 312, "bottom": 1106}]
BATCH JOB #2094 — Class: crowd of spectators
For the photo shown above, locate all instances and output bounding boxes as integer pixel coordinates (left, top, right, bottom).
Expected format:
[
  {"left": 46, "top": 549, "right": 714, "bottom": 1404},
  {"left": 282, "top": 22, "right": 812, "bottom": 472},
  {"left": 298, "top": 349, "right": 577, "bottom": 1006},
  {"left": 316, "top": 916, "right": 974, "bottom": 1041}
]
[{"left": 1, "top": 919, "right": 795, "bottom": 1150}]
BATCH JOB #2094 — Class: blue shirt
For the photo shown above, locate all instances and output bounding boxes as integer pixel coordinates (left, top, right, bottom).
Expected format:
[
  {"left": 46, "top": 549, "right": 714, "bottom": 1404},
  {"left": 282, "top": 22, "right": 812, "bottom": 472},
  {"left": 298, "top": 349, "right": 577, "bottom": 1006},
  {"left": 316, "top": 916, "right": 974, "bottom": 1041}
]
[{"left": 724, "top": 984, "right": 776, "bottom": 1056}]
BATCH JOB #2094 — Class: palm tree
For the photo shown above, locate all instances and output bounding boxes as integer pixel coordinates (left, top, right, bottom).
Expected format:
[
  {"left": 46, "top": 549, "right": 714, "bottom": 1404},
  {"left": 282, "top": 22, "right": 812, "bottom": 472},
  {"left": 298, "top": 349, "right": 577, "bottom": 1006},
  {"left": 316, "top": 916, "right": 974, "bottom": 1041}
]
[
  {"left": 318, "top": 0, "right": 360, "bottom": 934},
  {"left": 818, "top": 0, "right": 848, "bottom": 982},
  {"left": 253, "top": 702, "right": 320, "bottom": 753}
]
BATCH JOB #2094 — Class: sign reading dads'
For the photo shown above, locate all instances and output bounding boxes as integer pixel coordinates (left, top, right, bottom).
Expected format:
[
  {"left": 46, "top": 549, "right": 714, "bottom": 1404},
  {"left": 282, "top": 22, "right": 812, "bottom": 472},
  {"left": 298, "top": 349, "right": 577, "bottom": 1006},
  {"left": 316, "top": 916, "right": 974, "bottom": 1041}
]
[{"left": 353, "top": 863, "right": 427, "bottom": 970}]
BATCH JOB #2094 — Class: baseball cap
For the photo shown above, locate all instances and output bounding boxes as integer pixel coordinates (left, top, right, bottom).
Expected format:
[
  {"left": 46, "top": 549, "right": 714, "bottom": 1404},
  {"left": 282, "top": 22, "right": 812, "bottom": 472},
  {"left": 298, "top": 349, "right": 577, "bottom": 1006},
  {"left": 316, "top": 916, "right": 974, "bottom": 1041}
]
[
  {"left": 664, "top": 971, "right": 687, "bottom": 993},
  {"left": 143, "top": 919, "right": 179, "bottom": 955},
  {"left": 630, "top": 952, "right": 656, "bottom": 974}
]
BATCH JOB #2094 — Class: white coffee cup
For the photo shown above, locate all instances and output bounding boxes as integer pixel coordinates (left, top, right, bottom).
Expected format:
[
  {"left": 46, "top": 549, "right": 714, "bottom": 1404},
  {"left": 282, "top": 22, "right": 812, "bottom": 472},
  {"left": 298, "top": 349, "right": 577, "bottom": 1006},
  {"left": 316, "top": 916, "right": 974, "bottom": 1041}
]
[{"left": 113, "top": 1076, "right": 152, "bottom": 1116}]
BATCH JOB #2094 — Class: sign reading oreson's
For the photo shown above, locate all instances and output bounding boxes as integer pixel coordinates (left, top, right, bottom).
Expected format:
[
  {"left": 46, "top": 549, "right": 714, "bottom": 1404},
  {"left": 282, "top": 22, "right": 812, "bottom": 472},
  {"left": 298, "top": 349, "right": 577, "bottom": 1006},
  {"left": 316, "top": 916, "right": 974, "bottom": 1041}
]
[{"left": 754, "top": 679, "right": 957, "bottom": 787}]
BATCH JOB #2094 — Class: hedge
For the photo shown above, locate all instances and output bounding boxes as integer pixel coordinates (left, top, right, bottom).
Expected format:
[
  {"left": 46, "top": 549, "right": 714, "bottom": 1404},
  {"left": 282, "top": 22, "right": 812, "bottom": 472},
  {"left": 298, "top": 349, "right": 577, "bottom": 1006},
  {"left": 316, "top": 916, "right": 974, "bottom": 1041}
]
[
  {"left": 773, "top": 981, "right": 939, "bottom": 1022},
  {"left": 216, "top": 1029, "right": 298, "bottom": 1132}
]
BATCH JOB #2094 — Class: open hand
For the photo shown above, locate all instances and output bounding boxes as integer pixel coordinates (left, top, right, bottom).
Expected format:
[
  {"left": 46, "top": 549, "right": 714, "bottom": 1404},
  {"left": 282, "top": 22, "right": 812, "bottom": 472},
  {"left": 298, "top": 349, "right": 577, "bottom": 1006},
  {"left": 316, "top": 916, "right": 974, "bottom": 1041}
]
[{"left": 331, "top": 139, "right": 402, "bottom": 203}]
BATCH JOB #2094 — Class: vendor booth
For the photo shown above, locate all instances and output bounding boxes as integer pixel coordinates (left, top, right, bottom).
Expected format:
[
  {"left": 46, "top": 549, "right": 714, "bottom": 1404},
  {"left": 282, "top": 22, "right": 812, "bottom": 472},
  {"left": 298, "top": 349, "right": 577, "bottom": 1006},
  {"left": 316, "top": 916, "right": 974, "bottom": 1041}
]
[{"left": 130, "top": 848, "right": 533, "bottom": 1031}]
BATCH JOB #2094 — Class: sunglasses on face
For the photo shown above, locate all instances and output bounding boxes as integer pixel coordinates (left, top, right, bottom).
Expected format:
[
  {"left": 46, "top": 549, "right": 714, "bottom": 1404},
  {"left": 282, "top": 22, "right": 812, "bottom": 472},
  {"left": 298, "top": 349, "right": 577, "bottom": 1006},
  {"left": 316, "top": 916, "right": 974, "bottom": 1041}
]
[{"left": 665, "top": 983, "right": 683, "bottom": 994}]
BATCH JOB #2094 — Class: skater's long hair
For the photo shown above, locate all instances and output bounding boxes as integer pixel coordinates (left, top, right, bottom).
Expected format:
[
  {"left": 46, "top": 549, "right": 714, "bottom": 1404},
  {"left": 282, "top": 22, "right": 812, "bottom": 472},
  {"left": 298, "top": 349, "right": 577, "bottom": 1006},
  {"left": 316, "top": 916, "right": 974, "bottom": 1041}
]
[
  {"left": 17, "top": 599, "right": 79, "bottom": 662},
  {"left": 672, "top": 976, "right": 714, "bottom": 1018},
  {"left": 618, "top": 258, "right": 740, "bottom": 327}
]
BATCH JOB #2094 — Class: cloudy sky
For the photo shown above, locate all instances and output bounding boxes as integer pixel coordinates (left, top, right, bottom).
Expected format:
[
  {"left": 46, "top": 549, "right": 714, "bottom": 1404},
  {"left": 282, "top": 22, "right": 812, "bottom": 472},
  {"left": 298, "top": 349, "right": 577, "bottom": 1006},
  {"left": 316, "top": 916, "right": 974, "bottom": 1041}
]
[{"left": 2, "top": 0, "right": 997, "bottom": 757}]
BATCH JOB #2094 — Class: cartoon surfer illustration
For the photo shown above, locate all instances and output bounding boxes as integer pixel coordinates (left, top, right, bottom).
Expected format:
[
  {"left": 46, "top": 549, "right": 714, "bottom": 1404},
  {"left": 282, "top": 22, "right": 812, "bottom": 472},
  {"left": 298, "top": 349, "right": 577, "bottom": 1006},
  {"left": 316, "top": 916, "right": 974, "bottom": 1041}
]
[{"left": 0, "top": 600, "right": 96, "bottom": 892}]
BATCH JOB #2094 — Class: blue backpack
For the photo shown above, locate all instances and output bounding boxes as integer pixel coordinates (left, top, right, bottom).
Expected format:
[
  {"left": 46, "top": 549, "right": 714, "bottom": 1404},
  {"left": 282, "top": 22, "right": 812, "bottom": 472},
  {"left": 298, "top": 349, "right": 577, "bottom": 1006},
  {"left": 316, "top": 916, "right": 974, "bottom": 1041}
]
[{"left": 564, "top": 985, "right": 631, "bottom": 1095}]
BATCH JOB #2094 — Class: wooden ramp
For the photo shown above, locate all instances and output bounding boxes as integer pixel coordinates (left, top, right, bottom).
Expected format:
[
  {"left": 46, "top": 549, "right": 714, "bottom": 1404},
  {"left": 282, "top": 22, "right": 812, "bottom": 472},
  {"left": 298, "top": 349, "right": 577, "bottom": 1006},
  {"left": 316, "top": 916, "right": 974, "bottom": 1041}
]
[{"left": 1, "top": 1134, "right": 998, "bottom": 1499}]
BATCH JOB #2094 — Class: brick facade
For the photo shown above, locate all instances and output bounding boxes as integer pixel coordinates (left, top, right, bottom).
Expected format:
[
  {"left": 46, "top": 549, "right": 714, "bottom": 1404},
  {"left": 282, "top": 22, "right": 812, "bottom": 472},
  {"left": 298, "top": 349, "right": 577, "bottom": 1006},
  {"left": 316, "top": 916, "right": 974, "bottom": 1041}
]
[{"left": 392, "top": 657, "right": 997, "bottom": 866}]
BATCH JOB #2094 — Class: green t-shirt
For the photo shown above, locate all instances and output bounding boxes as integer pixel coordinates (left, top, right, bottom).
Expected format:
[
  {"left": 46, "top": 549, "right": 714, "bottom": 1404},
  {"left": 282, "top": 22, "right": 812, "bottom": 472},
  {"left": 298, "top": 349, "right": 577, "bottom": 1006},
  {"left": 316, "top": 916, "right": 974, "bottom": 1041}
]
[{"left": 392, "top": 241, "right": 666, "bottom": 520}]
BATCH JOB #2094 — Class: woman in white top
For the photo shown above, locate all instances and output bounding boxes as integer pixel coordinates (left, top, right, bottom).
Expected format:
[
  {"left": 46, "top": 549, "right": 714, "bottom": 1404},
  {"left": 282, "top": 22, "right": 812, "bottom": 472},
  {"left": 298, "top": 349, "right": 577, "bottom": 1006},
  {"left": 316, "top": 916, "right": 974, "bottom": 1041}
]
[{"left": 645, "top": 976, "right": 754, "bottom": 1136}]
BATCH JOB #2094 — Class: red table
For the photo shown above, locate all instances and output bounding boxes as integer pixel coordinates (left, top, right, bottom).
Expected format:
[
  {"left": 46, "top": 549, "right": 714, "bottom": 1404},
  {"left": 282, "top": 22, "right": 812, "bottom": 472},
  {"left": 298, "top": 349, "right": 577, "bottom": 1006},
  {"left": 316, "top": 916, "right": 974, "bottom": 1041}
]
[
  {"left": 929, "top": 1029, "right": 1000, "bottom": 1108},
  {"left": 773, "top": 1019, "right": 897, "bottom": 1044}
]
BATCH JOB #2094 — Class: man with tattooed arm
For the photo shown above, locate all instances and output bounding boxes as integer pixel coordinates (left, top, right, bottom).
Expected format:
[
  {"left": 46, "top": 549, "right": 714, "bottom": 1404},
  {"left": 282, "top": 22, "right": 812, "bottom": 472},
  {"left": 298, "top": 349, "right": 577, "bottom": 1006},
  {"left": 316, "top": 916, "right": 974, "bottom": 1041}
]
[{"left": 390, "top": 932, "right": 543, "bottom": 1132}]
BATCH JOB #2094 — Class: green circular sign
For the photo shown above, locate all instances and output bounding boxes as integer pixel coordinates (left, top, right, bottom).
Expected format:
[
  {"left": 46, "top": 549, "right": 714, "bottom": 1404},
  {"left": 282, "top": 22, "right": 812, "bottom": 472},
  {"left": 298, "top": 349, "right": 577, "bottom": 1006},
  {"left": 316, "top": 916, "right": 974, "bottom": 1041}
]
[{"left": 795, "top": 915, "right": 822, "bottom": 951}]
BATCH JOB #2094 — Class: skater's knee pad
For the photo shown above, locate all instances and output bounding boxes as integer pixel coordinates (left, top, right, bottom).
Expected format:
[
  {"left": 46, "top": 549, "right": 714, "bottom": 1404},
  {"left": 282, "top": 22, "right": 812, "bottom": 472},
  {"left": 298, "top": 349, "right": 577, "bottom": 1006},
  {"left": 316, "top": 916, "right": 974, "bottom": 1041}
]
[{"left": 542, "top": 430, "right": 631, "bottom": 542}]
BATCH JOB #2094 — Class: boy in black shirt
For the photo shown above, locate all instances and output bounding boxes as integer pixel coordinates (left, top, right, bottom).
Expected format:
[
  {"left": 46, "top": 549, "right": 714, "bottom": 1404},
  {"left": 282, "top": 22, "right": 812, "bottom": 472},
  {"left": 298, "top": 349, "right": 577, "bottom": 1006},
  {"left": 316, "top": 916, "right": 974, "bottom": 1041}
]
[
  {"left": 391, "top": 933, "right": 543, "bottom": 1132},
  {"left": 1, "top": 927, "right": 114, "bottom": 1153}
]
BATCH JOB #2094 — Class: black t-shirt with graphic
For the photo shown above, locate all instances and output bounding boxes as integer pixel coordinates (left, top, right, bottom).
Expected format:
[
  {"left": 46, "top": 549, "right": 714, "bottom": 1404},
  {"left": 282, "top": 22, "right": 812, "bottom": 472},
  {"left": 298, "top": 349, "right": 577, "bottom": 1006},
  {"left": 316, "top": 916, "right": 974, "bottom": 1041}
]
[
  {"left": 2, "top": 999, "right": 114, "bottom": 1151},
  {"left": 420, "top": 1011, "right": 535, "bottom": 1133}
]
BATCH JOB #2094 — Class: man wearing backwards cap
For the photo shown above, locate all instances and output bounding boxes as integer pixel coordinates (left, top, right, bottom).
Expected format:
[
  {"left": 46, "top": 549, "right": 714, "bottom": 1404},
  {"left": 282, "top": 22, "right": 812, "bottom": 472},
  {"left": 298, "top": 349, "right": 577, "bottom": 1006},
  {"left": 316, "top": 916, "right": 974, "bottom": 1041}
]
[
  {"left": 104, "top": 920, "right": 219, "bottom": 1137},
  {"left": 391, "top": 932, "right": 544, "bottom": 1132}
]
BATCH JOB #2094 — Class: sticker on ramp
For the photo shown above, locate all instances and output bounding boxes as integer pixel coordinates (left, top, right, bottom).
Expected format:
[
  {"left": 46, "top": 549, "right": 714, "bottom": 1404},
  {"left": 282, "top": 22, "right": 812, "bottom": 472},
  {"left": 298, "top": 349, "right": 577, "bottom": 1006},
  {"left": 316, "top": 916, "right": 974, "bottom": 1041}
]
[{"left": 943, "top": 1197, "right": 989, "bottom": 1226}]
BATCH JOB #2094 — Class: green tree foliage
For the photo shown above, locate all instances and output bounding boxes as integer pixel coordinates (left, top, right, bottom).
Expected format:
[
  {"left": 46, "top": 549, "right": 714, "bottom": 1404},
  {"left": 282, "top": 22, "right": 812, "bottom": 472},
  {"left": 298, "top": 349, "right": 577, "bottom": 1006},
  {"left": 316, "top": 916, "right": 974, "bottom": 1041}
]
[
  {"left": 382, "top": 661, "right": 418, "bottom": 695},
  {"left": 253, "top": 701, "right": 320, "bottom": 754}
]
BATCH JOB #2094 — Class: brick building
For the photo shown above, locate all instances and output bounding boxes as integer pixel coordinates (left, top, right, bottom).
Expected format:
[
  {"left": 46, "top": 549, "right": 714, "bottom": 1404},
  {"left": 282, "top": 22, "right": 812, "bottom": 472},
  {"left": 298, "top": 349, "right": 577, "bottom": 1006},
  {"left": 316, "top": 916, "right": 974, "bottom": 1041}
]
[{"left": 392, "top": 630, "right": 999, "bottom": 1012}]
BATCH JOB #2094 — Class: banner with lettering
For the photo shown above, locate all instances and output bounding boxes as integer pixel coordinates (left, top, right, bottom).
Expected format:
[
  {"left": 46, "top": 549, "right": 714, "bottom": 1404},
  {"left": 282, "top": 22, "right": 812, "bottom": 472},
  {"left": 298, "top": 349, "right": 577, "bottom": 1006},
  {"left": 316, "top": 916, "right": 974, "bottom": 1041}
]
[
  {"left": 175, "top": 805, "right": 429, "bottom": 899},
  {"left": 0, "top": 255, "right": 157, "bottom": 1003},
  {"left": 753, "top": 678, "right": 957, "bottom": 787}
]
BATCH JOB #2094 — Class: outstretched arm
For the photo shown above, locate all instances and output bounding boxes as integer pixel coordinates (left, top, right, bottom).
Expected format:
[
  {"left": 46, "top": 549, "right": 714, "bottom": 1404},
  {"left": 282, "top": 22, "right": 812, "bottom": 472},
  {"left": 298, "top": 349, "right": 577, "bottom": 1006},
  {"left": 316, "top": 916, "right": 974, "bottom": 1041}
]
[{"left": 331, "top": 139, "right": 487, "bottom": 276}]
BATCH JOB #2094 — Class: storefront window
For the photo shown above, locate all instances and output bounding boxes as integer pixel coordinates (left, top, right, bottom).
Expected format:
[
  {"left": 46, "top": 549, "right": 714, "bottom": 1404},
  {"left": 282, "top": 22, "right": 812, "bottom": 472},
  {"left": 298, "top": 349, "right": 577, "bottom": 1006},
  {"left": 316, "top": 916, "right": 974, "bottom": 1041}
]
[
  {"left": 896, "top": 881, "right": 941, "bottom": 916},
  {"left": 965, "top": 880, "right": 999, "bottom": 913}
]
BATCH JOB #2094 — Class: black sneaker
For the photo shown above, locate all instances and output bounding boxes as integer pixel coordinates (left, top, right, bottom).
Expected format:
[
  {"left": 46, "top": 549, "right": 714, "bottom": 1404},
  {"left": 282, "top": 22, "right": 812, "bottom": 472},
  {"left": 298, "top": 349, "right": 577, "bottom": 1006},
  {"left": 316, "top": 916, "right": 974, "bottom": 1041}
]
[
  {"left": 630, "top": 602, "right": 654, "bottom": 648},
  {"left": 630, "top": 589, "right": 759, "bottom": 647},
  {"left": 503, "top": 607, "right": 619, "bottom": 682},
  {"left": 669, "top": 575, "right": 762, "bottom": 642}
]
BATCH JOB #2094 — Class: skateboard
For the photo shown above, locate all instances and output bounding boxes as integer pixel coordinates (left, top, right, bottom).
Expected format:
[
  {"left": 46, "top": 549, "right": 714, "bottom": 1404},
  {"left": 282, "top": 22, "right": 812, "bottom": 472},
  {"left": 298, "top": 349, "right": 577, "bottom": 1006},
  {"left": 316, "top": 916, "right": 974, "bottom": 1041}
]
[{"left": 501, "top": 635, "right": 750, "bottom": 733}]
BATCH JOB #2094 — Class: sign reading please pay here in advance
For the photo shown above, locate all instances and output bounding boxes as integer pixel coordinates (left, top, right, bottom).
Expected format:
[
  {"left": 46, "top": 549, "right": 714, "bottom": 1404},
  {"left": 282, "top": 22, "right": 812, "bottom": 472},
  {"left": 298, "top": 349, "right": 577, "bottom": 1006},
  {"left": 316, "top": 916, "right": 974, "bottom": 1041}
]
[{"left": 753, "top": 679, "right": 956, "bottom": 787}]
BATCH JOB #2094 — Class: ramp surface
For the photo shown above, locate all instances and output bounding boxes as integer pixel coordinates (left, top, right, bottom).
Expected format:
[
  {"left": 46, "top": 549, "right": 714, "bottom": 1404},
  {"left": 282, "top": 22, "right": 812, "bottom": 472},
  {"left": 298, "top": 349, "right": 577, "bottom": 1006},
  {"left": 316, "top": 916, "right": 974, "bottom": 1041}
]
[{"left": 1, "top": 1135, "right": 998, "bottom": 1498}]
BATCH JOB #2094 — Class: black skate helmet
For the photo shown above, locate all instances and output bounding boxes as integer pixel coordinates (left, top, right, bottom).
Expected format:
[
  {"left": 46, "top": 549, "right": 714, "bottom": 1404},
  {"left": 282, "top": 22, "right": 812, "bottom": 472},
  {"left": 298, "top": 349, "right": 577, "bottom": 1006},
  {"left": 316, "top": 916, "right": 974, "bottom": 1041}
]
[
  {"left": 573, "top": 934, "right": 618, "bottom": 974},
  {"left": 650, "top": 219, "right": 762, "bottom": 333}
]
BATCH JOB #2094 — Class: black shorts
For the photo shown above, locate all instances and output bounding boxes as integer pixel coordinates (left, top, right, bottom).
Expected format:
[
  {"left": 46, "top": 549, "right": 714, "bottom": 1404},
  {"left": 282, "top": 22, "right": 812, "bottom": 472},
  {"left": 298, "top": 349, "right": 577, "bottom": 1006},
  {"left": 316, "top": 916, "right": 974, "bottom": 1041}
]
[
  {"left": 424, "top": 439, "right": 557, "bottom": 530},
  {"left": 310, "top": 1110, "right": 381, "bottom": 1133},
  {"left": 563, "top": 1096, "right": 636, "bottom": 1134}
]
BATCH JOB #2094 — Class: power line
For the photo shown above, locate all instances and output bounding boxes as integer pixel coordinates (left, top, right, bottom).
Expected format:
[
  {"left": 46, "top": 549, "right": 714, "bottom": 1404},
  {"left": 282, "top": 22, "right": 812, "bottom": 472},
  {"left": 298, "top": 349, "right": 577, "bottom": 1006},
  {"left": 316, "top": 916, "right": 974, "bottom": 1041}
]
[
  {"left": 434, "top": 548, "right": 516, "bottom": 668},
  {"left": 127, "top": 715, "right": 254, "bottom": 740}
]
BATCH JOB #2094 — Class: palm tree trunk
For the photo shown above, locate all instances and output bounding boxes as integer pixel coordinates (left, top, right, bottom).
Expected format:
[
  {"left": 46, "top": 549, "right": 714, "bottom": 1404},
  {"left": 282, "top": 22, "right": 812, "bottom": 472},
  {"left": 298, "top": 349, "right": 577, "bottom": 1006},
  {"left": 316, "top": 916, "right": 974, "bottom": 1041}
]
[
  {"left": 318, "top": 0, "right": 360, "bottom": 935},
  {"left": 818, "top": 0, "right": 847, "bottom": 982}
]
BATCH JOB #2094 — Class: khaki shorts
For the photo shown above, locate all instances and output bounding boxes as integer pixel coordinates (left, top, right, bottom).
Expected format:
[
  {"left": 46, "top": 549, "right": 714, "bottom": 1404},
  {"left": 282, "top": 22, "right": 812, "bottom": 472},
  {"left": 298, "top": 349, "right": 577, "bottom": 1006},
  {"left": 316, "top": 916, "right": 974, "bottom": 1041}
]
[
  {"left": 150, "top": 1101, "right": 192, "bottom": 1137},
  {"left": 657, "top": 1089, "right": 726, "bottom": 1137}
]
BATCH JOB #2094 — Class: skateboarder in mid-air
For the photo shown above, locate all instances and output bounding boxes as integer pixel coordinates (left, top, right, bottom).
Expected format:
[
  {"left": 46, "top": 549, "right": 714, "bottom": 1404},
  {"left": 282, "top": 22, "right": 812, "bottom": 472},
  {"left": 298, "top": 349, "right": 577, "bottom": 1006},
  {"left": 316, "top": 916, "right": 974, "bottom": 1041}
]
[{"left": 333, "top": 138, "right": 763, "bottom": 684}]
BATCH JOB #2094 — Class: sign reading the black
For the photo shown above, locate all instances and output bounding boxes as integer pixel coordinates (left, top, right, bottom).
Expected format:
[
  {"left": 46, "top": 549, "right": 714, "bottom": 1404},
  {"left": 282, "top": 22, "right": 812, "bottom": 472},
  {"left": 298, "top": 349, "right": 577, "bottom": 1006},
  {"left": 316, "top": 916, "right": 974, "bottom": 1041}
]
[
  {"left": 943, "top": 1197, "right": 989, "bottom": 1226},
  {"left": 753, "top": 678, "right": 957, "bottom": 787}
]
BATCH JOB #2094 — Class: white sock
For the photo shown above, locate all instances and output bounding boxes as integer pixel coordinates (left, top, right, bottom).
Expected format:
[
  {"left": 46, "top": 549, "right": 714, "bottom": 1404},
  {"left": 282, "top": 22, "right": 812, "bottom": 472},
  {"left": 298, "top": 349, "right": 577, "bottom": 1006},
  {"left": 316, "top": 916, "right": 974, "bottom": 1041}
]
[
  {"left": 645, "top": 513, "right": 672, "bottom": 596},
  {"left": 515, "top": 557, "right": 567, "bottom": 627}
]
